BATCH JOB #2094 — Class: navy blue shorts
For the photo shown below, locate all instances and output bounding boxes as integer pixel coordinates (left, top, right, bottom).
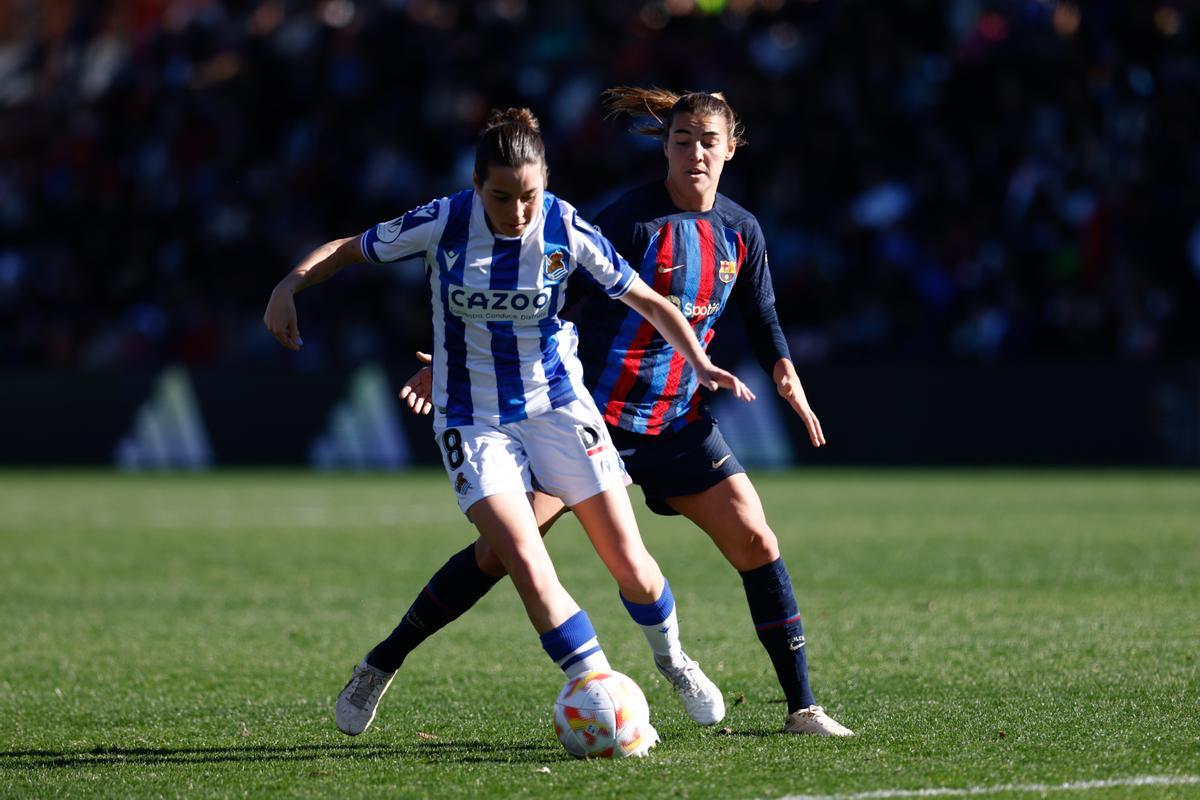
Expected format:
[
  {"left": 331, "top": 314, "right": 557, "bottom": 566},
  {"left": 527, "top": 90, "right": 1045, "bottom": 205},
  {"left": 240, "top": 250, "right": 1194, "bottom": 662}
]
[{"left": 608, "top": 416, "right": 745, "bottom": 516}]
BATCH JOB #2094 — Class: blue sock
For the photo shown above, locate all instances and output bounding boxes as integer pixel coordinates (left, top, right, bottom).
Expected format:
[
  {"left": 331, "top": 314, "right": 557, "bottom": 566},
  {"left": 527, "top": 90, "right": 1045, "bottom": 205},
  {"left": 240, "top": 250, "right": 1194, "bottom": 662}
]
[
  {"left": 539, "top": 610, "right": 610, "bottom": 677},
  {"left": 740, "top": 558, "right": 816, "bottom": 712},
  {"left": 621, "top": 580, "right": 686, "bottom": 668},
  {"left": 366, "top": 543, "right": 501, "bottom": 672}
]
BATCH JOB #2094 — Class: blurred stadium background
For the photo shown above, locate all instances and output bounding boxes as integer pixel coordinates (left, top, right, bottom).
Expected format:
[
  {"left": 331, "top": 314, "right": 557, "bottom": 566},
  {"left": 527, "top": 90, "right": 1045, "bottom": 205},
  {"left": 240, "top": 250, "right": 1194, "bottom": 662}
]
[{"left": 2, "top": 0, "right": 1198, "bottom": 468}]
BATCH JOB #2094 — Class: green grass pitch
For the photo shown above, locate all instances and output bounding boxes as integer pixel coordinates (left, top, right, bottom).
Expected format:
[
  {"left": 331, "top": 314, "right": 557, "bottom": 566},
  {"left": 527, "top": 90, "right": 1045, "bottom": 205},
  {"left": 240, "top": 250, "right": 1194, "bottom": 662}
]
[{"left": 1, "top": 470, "right": 1198, "bottom": 799}]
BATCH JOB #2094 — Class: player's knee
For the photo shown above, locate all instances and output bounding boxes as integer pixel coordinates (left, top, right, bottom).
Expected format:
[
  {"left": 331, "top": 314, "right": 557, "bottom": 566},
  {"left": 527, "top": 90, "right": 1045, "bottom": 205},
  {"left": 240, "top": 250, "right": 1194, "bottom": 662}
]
[
  {"left": 731, "top": 526, "right": 780, "bottom": 571},
  {"left": 610, "top": 556, "right": 661, "bottom": 603},
  {"left": 473, "top": 538, "right": 508, "bottom": 578}
]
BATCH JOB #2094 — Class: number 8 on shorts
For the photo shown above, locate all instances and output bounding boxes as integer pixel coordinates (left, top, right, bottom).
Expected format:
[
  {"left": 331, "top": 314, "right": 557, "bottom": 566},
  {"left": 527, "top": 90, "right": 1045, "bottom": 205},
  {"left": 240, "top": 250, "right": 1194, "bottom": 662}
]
[{"left": 434, "top": 399, "right": 630, "bottom": 515}]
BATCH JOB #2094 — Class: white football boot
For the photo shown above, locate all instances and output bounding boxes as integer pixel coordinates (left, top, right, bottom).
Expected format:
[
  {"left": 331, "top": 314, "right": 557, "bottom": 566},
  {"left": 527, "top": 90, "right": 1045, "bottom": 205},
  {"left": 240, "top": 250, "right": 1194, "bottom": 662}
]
[
  {"left": 335, "top": 660, "right": 395, "bottom": 736},
  {"left": 626, "top": 724, "right": 662, "bottom": 758},
  {"left": 784, "top": 705, "right": 854, "bottom": 736},
  {"left": 655, "top": 655, "right": 725, "bottom": 725}
]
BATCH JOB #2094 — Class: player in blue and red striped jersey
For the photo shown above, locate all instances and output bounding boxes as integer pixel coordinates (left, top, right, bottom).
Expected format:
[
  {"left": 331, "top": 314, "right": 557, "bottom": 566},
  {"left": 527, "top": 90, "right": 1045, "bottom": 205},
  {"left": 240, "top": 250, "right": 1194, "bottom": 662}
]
[
  {"left": 374, "top": 90, "right": 854, "bottom": 737},
  {"left": 265, "top": 107, "right": 749, "bottom": 742}
]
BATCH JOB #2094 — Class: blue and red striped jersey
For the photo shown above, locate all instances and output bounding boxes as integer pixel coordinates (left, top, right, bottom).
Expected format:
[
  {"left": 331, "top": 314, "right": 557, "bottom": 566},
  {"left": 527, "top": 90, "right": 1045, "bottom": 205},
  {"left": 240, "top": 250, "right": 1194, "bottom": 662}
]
[{"left": 574, "top": 182, "right": 790, "bottom": 435}]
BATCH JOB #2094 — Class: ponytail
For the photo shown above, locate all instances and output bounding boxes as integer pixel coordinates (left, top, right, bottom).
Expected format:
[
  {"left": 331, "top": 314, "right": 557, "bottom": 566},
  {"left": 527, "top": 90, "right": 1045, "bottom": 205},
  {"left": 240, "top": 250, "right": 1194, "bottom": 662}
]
[{"left": 602, "top": 86, "right": 746, "bottom": 146}]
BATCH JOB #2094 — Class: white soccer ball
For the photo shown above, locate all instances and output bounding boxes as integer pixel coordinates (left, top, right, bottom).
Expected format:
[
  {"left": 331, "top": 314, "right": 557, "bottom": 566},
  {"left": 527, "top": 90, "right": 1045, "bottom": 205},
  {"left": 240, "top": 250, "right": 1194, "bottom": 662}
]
[{"left": 553, "top": 670, "right": 659, "bottom": 759}]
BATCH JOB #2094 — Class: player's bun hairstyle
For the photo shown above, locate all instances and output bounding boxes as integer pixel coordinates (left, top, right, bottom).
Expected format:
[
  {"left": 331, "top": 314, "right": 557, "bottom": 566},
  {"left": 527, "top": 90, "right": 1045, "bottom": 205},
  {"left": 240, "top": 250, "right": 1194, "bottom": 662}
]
[
  {"left": 602, "top": 87, "right": 746, "bottom": 147},
  {"left": 475, "top": 107, "right": 547, "bottom": 181}
]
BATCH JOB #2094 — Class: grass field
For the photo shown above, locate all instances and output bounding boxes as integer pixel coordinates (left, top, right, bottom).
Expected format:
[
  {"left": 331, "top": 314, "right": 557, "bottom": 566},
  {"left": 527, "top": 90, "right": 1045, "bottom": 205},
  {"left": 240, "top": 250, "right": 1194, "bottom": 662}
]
[{"left": 1, "top": 469, "right": 1198, "bottom": 799}]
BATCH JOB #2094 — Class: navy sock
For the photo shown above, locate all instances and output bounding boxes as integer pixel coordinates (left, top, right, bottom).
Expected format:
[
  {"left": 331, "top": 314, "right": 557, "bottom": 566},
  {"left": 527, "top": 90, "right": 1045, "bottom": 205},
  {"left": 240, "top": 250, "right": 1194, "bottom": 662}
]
[
  {"left": 366, "top": 543, "right": 501, "bottom": 672},
  {"left": 740, "top": 557, "right": 815, "bottom": 712}
]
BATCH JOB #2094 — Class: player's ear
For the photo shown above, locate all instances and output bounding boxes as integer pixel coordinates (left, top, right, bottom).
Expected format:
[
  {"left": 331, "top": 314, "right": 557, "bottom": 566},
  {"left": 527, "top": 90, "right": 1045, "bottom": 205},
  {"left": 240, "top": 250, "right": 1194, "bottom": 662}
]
[{"left": 471, "top": 170, "right": 483, "bottom": 191}]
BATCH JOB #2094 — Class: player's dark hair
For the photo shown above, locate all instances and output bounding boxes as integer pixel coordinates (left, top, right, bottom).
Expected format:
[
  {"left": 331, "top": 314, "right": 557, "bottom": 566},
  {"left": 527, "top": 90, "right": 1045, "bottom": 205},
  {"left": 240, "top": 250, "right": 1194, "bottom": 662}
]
[
  {"left": 475, "top": 107, "right": 547, "bottom": 181},
  {"left": 602, "top": 87, "right": 746, "bottom": 147}
]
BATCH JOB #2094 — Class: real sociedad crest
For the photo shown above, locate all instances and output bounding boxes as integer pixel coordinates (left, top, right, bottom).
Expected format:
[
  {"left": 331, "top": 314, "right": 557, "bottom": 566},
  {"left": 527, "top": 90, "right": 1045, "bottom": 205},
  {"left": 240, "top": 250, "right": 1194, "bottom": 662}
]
[
  {"left": 544, "top": 249, "right": 569, "bottom": 282},
  {"left": 718, "top": 260, "right": 738, "bottom": 283}
]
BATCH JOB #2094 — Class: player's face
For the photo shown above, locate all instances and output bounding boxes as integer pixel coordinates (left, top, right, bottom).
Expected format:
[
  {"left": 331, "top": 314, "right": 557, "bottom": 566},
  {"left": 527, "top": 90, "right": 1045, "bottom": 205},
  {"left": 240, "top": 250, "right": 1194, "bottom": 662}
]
[
  {"left": 474, "top": 162, "right": 545, "bottom": 237},
  {"left": 663, "top": 112, "right": 736, "bottom": 204}
]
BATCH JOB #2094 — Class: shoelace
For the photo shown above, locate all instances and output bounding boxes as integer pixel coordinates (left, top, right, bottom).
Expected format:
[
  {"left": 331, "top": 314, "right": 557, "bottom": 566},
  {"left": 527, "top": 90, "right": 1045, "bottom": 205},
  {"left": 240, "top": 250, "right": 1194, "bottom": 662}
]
[
  {"left": 664, "top": 661, "right": 704, "bottom": 698},
  {"left": 348, "top": 668, "right": 384, "bottom": 709}
]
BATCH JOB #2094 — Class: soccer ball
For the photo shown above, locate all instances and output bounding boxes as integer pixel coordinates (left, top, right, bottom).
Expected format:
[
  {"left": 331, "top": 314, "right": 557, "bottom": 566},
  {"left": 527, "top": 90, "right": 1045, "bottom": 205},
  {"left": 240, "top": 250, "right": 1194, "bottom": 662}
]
[{"left": 553, "top": 670, "right": 659, "bottom": 759}]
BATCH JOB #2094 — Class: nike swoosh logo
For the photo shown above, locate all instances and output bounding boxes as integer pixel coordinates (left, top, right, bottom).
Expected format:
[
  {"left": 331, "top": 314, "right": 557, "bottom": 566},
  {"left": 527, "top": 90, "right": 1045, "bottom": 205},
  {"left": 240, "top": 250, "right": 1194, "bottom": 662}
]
[
  {"left": 657, "top": 264, "right": 685, "bottom": 273},
  {"left": 617, "top": 448, "right": 637, "bottom": 457},
  {"left": 711, "top": 454, "right": 732, "bottom": 469}
]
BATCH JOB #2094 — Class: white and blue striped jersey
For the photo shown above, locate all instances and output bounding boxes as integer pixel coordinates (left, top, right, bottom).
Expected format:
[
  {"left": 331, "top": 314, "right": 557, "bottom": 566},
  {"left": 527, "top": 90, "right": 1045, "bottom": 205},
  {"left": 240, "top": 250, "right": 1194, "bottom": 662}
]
[{"left": 359, "top": 189, "right": 638, "bottom": 426}]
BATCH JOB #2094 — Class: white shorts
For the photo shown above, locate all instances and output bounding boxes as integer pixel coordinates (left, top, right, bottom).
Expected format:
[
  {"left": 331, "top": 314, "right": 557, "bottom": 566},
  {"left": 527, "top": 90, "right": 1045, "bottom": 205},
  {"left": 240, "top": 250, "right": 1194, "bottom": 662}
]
[{"left": 433, "top": 399, "right": 631, "bottom": 515}]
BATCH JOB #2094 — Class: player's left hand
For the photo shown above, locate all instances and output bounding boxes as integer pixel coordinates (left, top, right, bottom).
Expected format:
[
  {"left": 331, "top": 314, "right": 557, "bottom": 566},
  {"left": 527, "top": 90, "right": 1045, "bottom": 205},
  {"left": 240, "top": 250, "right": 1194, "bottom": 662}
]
[
  {"left": 776, "top": 367, "right": 825, "bottom": 447},
  {"left": 696, "top": 364, "right": 756, "bottom": 402}
]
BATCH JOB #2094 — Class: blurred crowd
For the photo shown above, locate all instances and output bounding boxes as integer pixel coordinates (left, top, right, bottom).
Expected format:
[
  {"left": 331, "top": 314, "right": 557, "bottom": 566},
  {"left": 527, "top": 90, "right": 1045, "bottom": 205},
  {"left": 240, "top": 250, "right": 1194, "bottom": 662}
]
[{"left": 2, "top": 0, "right": 1198, "bottom": 371}]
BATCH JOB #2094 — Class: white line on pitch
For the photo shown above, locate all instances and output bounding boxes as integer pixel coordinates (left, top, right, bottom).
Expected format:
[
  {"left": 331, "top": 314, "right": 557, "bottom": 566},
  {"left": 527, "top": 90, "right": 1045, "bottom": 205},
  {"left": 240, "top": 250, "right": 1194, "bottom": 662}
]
[{"left": 776, "top": 774, "right": 1200, "bottom": 800}]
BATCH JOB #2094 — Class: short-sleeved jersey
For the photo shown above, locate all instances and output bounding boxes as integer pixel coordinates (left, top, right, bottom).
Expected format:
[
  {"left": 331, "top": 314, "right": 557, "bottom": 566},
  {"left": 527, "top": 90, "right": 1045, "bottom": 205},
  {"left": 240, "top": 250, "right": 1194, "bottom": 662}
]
[
  {"left": 361, "top": 189, "right": 637, "bottom": 426},
  {"left": 575, "top": 182, "right": 789, "bottom": 436}
]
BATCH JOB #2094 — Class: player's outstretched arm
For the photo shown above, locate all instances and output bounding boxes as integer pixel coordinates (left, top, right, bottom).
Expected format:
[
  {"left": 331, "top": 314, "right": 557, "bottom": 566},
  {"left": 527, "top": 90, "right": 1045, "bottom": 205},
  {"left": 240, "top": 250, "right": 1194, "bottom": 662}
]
[
  {"left": 774, "top": 357, "right": 825, "bottom": 447},
  {"left": 263, "top": 235, "right": 362, "bottom": 351},
  {"left": 398, "top": 351, "right": 434, "bottom": 415},
  {"left": 619, "top": 278, "right": 755, "bottom": 402}
]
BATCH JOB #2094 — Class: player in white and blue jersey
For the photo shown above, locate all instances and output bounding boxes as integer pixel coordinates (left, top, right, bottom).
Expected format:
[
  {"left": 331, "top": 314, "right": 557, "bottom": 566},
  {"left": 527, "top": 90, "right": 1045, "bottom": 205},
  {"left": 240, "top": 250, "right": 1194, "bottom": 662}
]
[
  {"left": 374, "top": 91, "right": 855, "bottom": 737},
  {"left": 264, "top": 108, "right": 753, "bottom": 742}
]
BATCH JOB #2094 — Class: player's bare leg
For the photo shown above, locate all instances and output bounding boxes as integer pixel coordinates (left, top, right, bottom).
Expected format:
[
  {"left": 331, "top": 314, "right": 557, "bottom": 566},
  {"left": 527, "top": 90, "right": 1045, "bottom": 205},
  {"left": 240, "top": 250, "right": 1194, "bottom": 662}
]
[
  {"left": 574, "top": 487, "right": 725, "bottom": 725},
  {"left": 665, "top": 473, "right": 777, "bottom": 571},
  {"left": 667, "top": 474, "right": 853, "bottom": 736},
  {"left": 337, "top": 492, "right": 592, "bottom": 736},
  {"left": 473, "top": 490, "right": 568, "bottom": 577},
  {"left": 466, "top": 492, "right": 578, "bottom": 632},
  {"left": 572, "top": 487, "right": 664, "bottom": 603}
]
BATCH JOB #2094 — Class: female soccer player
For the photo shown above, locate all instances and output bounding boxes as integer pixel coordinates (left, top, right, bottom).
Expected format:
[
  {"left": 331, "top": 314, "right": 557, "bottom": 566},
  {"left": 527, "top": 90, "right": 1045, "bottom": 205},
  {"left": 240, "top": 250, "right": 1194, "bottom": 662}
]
[
  {"left": 377, "top": 90, "right": 853, "bottom": 737},
  {"left": 264, "top": 108, "right": 747, "bottom": 742}
]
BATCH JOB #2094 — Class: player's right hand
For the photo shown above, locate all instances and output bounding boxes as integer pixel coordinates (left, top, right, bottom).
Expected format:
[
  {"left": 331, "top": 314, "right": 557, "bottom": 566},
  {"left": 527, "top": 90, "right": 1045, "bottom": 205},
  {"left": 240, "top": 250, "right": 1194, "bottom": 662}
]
[
  {"left": 263, "top": 283, "right": 303, "bottom": 350},
  {"left": 399, "top": 351, "right": 434, "bottom": 415}
]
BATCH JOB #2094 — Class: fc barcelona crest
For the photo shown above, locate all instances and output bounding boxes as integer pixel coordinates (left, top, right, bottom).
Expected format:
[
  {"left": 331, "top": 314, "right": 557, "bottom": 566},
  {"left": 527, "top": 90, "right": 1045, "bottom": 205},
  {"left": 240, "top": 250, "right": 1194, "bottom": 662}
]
[
  {"left": 718, "top": 260, "right": 738, "bottom": 283},
  {"left": 544, "top": 250, "right": 569, "bottom": 282}
]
